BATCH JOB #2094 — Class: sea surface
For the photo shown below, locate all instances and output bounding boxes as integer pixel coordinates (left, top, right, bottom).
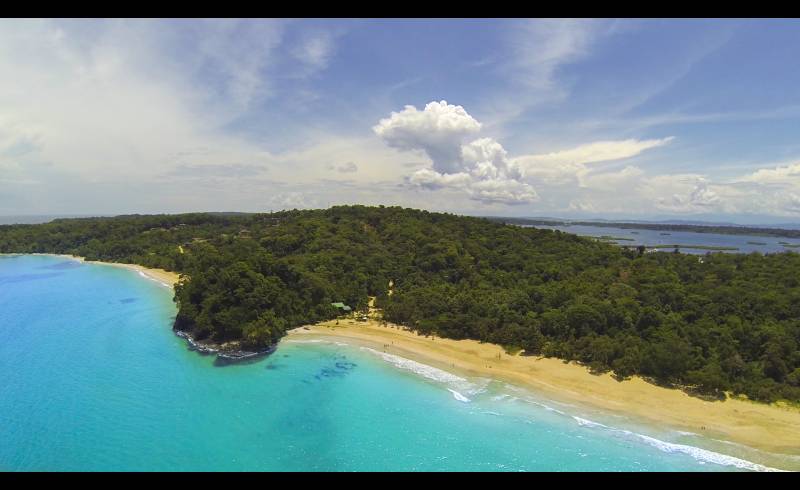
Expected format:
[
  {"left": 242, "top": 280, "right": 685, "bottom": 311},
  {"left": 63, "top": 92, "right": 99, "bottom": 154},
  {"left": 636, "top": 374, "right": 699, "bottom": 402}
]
[
  {"left": 0, "top": 215, "right": 107, "bottom": 225},
  {"left": 1, "top": 254, "right": 796, "bottom": 472},
  {"left": 529, "top": 224, "right": 800, "bottom": 254}
]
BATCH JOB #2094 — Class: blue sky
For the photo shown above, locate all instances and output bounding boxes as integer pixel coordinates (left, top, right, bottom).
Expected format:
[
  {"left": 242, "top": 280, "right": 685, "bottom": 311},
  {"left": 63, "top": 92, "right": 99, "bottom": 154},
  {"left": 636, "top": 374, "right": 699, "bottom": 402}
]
[{"left": 2, "top": 18, "right": 800, "bottom": 223}]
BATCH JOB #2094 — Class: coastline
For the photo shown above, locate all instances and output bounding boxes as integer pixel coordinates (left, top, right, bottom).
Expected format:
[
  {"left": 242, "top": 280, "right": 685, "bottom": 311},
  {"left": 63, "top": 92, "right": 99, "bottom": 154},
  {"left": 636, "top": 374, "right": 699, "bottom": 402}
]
[
  {"left": 288, "top": 319, "right": 800, "bottom": 458},
  {"left": 8, "top": 254, "right": 275, "bottom": 362},
  {"left": 174, "top": 329, "right": 276, "bottom": 363},
  {"left": 11, "top": 253, "right": 182, "bottom": 289},
  {"left": 5, "top": 253, "right": 799, "bottom": 464},
  {"left": 73, "top": 256, "right": 180, "bottom": 289},
  {"left": 9, "top": 253, "right": 272, "bottom": 362}
]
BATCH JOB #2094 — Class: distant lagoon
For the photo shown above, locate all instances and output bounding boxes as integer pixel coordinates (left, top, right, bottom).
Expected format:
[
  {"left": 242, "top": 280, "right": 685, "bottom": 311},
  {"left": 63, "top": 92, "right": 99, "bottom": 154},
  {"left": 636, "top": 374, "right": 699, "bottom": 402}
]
[{"left": 528, "top": 224, "right": 800, "bottom": 255}]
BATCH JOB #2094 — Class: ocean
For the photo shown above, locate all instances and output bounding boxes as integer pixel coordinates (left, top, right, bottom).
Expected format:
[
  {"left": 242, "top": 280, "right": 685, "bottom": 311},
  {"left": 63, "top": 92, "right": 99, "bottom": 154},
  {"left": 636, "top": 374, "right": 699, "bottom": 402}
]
[{"left": 0, "top": 254, "right": 795, "bottom": 471}]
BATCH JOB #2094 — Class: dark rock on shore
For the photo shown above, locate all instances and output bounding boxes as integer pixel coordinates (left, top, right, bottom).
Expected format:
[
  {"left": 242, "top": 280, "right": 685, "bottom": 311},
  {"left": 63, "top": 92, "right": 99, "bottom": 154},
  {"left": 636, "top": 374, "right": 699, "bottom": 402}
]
[{"left": 174, "top": 329, "right": 275, "bottom": 365}]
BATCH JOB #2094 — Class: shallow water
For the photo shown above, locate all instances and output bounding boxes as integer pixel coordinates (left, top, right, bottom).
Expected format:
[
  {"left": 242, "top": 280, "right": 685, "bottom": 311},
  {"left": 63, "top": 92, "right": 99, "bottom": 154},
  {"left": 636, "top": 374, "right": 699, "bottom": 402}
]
[{"left": 1, "top": 255, "right": 795, "bottom": 471}]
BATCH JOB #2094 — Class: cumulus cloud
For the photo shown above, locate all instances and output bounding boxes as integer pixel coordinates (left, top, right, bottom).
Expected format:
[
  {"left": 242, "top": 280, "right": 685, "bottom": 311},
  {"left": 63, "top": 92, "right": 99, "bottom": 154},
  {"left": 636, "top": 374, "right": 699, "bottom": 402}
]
[
  {"left": 268, "top": 191, "right": 317, "bottom": 210},
  {"left": 739, "top": 161, "right": 800, "bottom": 187},
  {"left": 373, "top": 100, "right": 481, "bottom": 174},
  {"left": 407, "top": 168, "right": 472, "bottom": 190},
  {"left": 568, "top": 199, "right": 597, "bottom": 213},
  {"left": 655, "top": 181, "right": 721, "bottom": 213},
  {"left": 373, "top": 99, "right": 800, "bottom": 218},
  {"left": 469, "top": 178, "right": 539, "bottom": 206},
  {"left": 376, "top": 100, "right": 673, "bottom": 206},
  {"left": 784, "top": 194, "right": 800, "bottom": 213},
  {"left": 723, "top": 161, "right": 800, "bottom": 216},
  {"left": 374, "top": 101, "right": 539, "bottom": 205}
]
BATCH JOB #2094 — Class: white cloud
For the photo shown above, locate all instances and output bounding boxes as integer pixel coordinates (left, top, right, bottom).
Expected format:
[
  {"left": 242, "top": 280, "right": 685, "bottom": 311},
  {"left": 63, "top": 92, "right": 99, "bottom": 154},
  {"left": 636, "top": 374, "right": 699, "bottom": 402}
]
[
  {"left": 268, "top": 191, "right": 317, "bottom": 210},
  {"left": 407, "top": 168, "right": 472, "bottom": 190},
  {"left": 583, "top": 165, "right": 645, "bottom": 192},
  {"left": 653, "top": 181, "right": 721, "bottom": 213},
  {"left": 513, "top": 137, "right": 674, "bottom": 187},
  {"left": 376, "top": 100, "right": 672, "bottom": 206},
  {"left": 510, "top": 19, "right": 599, "bottom": 92},
  {"left": 373, "top": 100, "right": 481, "bottom": 174},
  {"left": 461, "top": 137, "right": 521, "bottom": 180},
  {"left": 0, "top": 19, "right": 364, "bottom": 214},
  {"left": 567, "top": 199, "right": 597, "bottom": 213},
  {"left": 469, "top": 178, "right": 538, "bottom": 206},
  {"left": 480, "top": 19, "right": 611, "bottom": 127},
  {"left": 374, "top": 101, "right": 539, "bottom": 204},
  {"left": 720, "top": 161, "right": 800, "bottom": 216},
  {"left": 738, "top": 161, "right": 800, "bottom": 187},
  {"left": 292, "top": 31, "right": 337, "bottom": 73}
]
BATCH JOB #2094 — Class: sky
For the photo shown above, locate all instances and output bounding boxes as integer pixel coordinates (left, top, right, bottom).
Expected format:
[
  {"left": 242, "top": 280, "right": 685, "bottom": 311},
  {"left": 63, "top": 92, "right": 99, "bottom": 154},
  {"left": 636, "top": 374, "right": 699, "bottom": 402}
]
[{"left": 2, "top": 18, "right": 800, "bottom": 224}]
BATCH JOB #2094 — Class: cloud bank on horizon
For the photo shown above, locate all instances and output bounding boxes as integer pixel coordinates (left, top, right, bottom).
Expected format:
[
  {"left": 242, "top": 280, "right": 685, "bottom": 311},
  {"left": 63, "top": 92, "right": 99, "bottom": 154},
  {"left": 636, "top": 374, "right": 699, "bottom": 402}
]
[
  {"left": 2, "top": 18, "right": 800, "bottom": 223},
  {"left": 373, "top": 100, "right": 679, "bottom": 206}
]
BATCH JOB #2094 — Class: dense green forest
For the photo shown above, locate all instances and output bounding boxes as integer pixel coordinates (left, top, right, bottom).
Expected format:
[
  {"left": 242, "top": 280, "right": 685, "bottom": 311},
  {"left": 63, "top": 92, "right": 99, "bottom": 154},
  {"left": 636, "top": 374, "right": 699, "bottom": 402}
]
[
  {"left": 2, "top": 205, "right": 799, "bottom": 404},
  {"left": 488, "top": 216, "right": 800, "bottom": 239}
]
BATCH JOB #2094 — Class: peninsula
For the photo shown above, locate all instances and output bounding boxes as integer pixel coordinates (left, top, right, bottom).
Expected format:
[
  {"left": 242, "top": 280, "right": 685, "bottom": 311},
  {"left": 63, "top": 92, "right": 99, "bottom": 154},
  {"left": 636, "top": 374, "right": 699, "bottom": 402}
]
[{"left": 2, "top": 206, "right": 799, "bottom": 408}]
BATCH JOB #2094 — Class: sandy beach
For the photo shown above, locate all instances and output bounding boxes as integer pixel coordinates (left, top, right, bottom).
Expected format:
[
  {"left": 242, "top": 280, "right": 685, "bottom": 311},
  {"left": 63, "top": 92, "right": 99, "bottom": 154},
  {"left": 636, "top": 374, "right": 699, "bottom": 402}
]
[
  {"left": 84, "top": 259, "right": 180, "bottom": 289},
  {"left": 19, "top": 253, "right": 181, "bottom": 289},
  {"left": 289, "top": 318, "right": 800, "bottom": 457}
]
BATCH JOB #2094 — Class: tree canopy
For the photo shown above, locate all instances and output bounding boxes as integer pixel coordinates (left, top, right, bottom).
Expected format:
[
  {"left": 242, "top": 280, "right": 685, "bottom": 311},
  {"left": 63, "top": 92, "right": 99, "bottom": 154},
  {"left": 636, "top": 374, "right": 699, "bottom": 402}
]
[{"left": 2, "top": 205, "right": 799, "bottom": 403}]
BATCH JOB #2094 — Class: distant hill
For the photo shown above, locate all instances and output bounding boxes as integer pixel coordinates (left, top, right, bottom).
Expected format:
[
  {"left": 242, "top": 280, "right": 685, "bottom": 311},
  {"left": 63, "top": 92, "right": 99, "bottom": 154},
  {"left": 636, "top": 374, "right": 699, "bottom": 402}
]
[{"left": 0, "top": 215, "right": 110, "bottom": 225}]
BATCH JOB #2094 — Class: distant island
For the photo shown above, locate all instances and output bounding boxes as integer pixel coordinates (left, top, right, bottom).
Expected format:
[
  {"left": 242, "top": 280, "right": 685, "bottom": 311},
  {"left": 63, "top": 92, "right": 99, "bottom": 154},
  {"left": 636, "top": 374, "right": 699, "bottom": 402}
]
[
  {"left": 489, "top": 216, "right": 800, "bottom": 239},
  {"left": 2, "top": 205, "right": 799, "bottom": 405}
]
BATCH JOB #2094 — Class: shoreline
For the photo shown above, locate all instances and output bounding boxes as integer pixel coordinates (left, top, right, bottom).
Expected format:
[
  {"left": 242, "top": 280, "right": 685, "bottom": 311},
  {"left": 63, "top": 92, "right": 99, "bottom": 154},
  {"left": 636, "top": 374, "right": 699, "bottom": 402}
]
[
  {"left": 174, "top": 329, "right": 276, "bottom": 364},
  {"left": 71, "top": 255, "right": 180, "bottom": 289},
  {"left": 8, "top": 253, "right": 182, "bottom": 289},
  {"left": 288, "top": 319, "right": 800, "bottom": 460},
  {"left": 5, "top": 253, "right": 270, "bottom": 362},
  {"left": 3, "top": 253, "right": 798, "bottom": 468},
  {"left": 5, "top": 253, "right": 799, "bottom": 464}
]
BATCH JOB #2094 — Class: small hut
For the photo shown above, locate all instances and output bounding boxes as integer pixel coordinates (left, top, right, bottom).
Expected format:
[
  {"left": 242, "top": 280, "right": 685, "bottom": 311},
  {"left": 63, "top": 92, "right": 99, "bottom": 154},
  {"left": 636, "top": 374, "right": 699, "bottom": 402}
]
[{"left": 331, "top": 302, "right": 352, "bottom": 313}]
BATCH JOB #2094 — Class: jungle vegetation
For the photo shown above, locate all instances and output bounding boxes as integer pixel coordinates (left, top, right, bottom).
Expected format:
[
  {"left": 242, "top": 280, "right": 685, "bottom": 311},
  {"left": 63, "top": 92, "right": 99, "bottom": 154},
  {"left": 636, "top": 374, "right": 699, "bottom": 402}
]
[{"left": 2, "top": 205, "right": 799, "bottom": 403}]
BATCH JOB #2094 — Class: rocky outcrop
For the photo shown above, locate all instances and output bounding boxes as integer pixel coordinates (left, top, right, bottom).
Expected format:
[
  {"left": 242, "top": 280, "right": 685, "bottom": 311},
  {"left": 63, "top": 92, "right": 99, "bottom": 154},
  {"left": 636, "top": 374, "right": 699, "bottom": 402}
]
[{"left": 174, "top": 330, "right": 275, "bottom": 364}]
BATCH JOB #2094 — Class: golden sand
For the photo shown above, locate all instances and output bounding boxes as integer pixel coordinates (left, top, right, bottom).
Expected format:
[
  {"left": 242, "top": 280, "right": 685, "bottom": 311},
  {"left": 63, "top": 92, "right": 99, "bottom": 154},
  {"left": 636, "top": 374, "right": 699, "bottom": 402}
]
[
  {"left": 289, "top": 318, "right": 800, "bottom": 456},
  {"left": 80, "top": 258, "right": 179, "bottom": 288},
  {"left": 24, "top": 254, "right": 181, "bottom": 289}
]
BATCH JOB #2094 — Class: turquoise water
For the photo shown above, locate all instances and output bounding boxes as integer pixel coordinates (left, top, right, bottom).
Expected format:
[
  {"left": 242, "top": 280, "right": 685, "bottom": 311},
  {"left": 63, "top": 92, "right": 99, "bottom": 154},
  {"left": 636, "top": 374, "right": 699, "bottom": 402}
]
[
  {"left": 530, "top": 224, "right": 800, "bottom": 254},
  {"left": 1, "top": 255, "right": 795, "bottom": 471}
]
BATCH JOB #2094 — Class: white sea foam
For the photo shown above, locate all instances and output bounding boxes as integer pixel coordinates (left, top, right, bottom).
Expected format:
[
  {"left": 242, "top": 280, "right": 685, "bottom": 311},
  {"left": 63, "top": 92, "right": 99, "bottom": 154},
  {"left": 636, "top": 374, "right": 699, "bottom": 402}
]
[
  {"left": 571, "top": 416, "right": 783, "bottom": 472},
  {"left": 573, "top": 416, "right": 610, "bottom": 429},
  {"left": 448, "top": 389, "right": 471, "bottom": 402},
  {"left": 496, "top": 388, "right": 570, "bottom": 416},
  {"left": 310, "top": 340, "right": 787, "bottom": 471},
  {"left": 360, "top": 347, "right": 484, "bottom": 401},
  {"left": 136, "top": 270, "right": 171, "bottom": 288},
  {"left": 361, "top": 347, "right": 467, "bottom": 385}
]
